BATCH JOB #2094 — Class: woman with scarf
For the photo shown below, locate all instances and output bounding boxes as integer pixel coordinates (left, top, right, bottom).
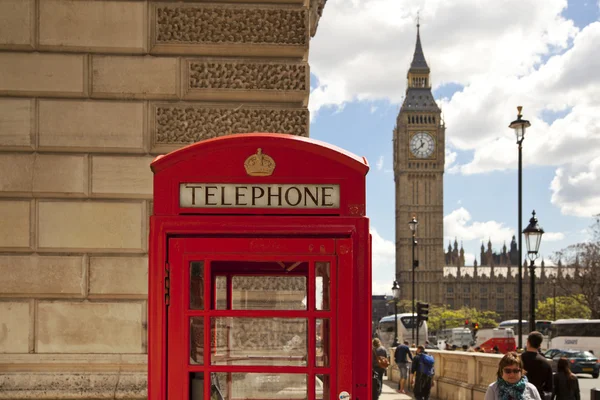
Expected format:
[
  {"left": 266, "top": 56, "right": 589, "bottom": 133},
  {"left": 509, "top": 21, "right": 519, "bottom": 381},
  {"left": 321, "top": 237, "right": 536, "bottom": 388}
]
[{"left": 484, "top": 352, "right": 542, "bottom": 400}]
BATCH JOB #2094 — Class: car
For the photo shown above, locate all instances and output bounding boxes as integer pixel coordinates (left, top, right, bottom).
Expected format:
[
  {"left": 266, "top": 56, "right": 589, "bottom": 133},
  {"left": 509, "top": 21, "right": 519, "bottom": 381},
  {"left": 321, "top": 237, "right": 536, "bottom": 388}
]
[
  {"left": 543, "top": 348, "right": 562, "bottom": 360},
  {"left": 548, "top": 350, "right": 599, "bottom": 378}
]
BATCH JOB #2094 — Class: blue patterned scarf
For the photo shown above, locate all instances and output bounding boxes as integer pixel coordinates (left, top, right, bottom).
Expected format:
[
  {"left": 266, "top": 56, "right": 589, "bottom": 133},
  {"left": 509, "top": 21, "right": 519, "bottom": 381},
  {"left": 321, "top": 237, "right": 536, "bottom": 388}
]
[{"left": 497, "top": 376, "right": 528, "bottom": 400}]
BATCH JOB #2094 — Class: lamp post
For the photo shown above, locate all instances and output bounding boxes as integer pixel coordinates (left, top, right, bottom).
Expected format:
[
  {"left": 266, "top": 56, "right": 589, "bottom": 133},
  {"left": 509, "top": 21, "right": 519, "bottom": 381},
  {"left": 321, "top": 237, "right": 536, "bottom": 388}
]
[
  {"left": 409, "top": 215, "right": 418, "bottom": 344},
  {"left": 523, "top": 210, "right": 544, "bottom": 334},
  {"left": 550, "top": 275, "right": 557, "bottom": 321},
  {"left": 509, "top": 106, "right": 531, "bottom": 349},
  {"left": 392, "top": 280, "right": 401, "bottom": 347}
]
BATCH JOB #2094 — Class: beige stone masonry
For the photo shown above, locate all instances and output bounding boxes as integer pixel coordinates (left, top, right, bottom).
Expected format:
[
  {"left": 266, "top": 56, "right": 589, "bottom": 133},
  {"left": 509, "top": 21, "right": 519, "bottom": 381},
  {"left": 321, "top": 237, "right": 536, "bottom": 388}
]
[
  {"left": 0, "top": 153, "right": 87, "bottom": 196},
  {"left": 38, "top": 201, "right": 145, "bottom": 252},
  {"left": 0, "top": 302, "right": 30, "bottom": 353},
  {"left": 91, "top": 56, "right": 179, "bottom": 99},
  {"left": 36, "top": 301, "right": 144, "bottom": 353},
  {"left": 91, "top": 156, "right": 154, "bottom": 198},
  {"left": 39, "top": 0, "right": 146, "bottom": 53},
  {"left": 38, "top": 100, "right": 145, "bottom": 152},
  {"left": 0, "top": 200, "right": 31, "bottom": 249},
  {"left": 0, "top": 53, "right": 86, "bottom": 97},
  {"left": 0, "top": 0, "right": 34, "bottom": 49},
  {"left": 89, "top": 256, "right": 148, "bottom": 297},
  {"left": 0, "top": 98, "right": 34, "bottom": 148},
  {"left": 0, "top": 255, "right": 84, "bottom": 297}
]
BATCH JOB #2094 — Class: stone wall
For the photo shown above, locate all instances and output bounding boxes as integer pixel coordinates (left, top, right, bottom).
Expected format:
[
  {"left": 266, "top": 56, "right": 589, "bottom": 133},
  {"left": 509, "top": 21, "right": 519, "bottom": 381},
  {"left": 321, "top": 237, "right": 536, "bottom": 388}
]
[
  {"left": 388, "top": 350, "right": 503, "bottom": 400},
  {"left": 0, "top": 0, "right": 325, "bottom": 397}
]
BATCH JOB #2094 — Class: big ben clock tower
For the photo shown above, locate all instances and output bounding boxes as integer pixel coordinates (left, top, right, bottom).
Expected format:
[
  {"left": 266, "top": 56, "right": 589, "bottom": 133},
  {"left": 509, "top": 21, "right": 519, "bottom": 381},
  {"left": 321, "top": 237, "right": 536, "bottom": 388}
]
[{"left": 393, "top": 24, "right": 445, "bottom": 305}]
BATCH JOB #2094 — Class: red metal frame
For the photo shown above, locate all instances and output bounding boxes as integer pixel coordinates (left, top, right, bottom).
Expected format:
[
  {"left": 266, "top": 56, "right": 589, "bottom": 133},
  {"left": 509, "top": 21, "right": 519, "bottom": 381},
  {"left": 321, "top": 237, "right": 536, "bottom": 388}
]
[{"left": 148, "top": 133, "right": 371, "bottom": 400}]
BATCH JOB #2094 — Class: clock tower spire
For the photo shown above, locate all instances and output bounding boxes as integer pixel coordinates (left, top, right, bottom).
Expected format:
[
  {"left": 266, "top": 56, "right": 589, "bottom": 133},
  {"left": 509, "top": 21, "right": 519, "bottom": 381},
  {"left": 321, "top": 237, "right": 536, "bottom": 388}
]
[{"left": 393, "top": 24, "right": 445, "bottom": 305}]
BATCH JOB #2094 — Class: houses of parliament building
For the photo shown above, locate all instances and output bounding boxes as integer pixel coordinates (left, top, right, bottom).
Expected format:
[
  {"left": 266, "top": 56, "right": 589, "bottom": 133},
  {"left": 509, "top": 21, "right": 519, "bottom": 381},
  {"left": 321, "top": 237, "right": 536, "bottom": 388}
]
[{"left": 393, "top": 25, "right": 561, "bottom": 320}]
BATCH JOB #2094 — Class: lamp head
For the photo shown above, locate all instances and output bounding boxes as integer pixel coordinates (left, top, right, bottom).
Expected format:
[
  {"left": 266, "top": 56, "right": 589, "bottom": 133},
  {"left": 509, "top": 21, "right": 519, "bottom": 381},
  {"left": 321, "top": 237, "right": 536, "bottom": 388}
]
[
  {"left": 408, "top": 215, "right": 418, "bottom": 232},
  {"left": 523, "top": 210, "right": 544, "bottom": 261},
  {"left": 509, "top": 105, "right": 531, "bottom": 144}
]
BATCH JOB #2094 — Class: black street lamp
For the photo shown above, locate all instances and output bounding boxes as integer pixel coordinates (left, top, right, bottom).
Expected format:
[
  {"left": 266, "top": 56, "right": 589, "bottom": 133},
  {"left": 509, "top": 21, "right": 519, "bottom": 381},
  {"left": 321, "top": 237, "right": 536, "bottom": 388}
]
[
  {"left": 523, "top": 210, "right": 545, "bottom": 334},
  {"left": 409, "top": 215, "right": 419, "bottom": 344},
  {"left": 392, "top": 280, "right": 401, "bottom": 347},
  {"left": 509, "top": 106, "right": 531, "bottom": 349},
  {"left": 550, "top": 275, "right": 557, "bottom": 321}
]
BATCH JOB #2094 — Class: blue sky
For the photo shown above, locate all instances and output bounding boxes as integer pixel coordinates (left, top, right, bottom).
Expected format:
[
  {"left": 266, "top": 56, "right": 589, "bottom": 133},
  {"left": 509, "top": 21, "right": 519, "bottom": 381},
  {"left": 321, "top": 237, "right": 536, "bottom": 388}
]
[{"left": 308, "top": 0, "right": 600, "bottom": 294}]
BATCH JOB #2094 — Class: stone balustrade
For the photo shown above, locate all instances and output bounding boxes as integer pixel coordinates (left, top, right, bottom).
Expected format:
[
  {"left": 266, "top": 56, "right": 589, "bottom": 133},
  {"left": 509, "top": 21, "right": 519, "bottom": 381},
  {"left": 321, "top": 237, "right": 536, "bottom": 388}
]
[{"left": 388, "top": 350, "right": 503, "bottom": 400}]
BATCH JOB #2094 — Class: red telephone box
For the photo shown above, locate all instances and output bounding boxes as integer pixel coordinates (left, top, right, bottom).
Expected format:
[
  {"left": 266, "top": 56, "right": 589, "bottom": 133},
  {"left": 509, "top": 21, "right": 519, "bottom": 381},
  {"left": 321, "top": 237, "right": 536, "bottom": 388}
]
[{"left": 148, "top": 133, "right": 371, "bottom": 400}]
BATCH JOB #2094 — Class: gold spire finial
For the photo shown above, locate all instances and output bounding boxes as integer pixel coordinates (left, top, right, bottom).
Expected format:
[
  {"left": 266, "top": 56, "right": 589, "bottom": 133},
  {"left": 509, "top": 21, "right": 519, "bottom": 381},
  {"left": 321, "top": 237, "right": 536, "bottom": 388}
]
[{"left": 517, "top": 106, "right": 523, "bottom": 116}]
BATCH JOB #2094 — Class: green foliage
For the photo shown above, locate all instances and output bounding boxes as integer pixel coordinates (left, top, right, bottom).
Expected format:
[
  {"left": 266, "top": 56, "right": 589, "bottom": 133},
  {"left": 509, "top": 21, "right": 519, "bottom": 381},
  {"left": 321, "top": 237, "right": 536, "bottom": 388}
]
[
  {"left": 536, "top": 295, "right": 591, "bottom": 320},
  {"left": 388, "top": 299, "right": 500, "bottom": 333}
]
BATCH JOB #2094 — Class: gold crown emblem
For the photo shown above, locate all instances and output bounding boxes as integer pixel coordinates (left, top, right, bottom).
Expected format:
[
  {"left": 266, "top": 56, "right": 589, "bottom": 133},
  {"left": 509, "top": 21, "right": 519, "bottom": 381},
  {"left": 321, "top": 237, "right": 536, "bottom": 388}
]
[{"left": 244, "top": 148, "right": 276, "bottom": 177}]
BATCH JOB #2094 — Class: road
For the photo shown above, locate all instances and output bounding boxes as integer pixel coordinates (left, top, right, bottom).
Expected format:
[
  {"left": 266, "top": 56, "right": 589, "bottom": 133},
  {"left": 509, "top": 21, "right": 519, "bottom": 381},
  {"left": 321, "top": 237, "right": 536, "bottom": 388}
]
[{"left": 577, "top": 374, "right": 599, "bottom": 400}]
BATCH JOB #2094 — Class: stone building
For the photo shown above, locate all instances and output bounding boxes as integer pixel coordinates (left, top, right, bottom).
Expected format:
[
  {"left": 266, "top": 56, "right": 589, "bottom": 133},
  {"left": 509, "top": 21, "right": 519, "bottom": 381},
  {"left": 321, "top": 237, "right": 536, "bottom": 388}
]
[
  {"left": 393, "top": 26, "right": 561, "bottom": 321},
  {"left": 0, "top": 0, "right": 326, "bottom": 397}
]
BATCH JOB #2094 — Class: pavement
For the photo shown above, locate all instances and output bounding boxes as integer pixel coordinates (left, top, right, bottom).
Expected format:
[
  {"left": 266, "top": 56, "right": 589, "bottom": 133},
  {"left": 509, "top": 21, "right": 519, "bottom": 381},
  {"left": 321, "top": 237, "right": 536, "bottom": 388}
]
[{"left": 379, "top": 375, "right": 414, "bottom": 400}]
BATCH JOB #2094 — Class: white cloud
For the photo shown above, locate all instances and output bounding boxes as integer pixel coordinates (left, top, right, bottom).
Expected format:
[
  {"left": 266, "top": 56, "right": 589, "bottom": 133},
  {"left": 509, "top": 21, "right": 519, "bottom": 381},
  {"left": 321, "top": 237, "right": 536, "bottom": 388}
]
[
  {"left": 376, "top": 155, "right": 384, "bottom": 171},
  {"left": 444, "top": 207, "right": 515, "bottom": 244},
  {"left": 371, "top": 228, "right": 396, "bottom": 294},
  {"left": 310, "top": 0, "right": 599, "bottom": 216},
  {"left": 542, "top": 232, "right": 566, "bottom": 241}
]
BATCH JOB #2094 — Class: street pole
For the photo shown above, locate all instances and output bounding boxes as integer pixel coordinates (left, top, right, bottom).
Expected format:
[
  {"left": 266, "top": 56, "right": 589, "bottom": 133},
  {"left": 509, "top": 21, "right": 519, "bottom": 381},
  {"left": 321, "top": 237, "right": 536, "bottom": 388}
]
[
  {"left": 518, "top": 139, "right": 523, "bottom": 349},
  {"left": 393, "top": 299, "right": 399, "bottom": 347},
  {"left": 553, "top": 279, "right": 556, "bottom": 321},
  {"left": 412, "top": 234, "right": 416, "bottom": 344},
  {"left": 529, "top": 260, "right": 536, "bottom": 333}
]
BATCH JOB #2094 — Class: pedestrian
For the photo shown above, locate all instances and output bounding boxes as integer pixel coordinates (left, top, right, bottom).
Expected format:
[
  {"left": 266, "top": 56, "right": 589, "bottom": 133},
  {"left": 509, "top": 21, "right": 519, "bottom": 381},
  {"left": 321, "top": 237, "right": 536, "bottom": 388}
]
[
  {"left": 372, "top": 338, "right": 388, "bottom": 400},
  {"left": 484, "top": 352, "right": 541, "bottom": 400},
  {"left": 462, "top": 345, "right": 469, "bottom": 351},
  {"left": 553, "top": 358, "right": 580, "bottom": 400},
  {"left": 411, "top": 345, "right": 435, "bottom": 400},
  {"left": 521, "top": 331, "right": 553, "bottom": 400},
  {"left": 394, "top": 339, "right": 413, "bottom": 394},
  {"left": 493, "top": 345, "right": 501, "bottom": 354}
]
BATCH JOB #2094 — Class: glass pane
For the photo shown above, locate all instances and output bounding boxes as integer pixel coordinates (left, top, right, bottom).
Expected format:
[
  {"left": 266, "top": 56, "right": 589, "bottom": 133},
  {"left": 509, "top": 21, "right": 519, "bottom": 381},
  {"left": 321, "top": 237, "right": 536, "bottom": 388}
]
[
  {"left": 228, "top": 373, "right": 307, "bottom": 400},
  {"left": 190, "top": 262, "right": 204, "bottom": 310},
  {"left": 232, "top": 276, "right": 306, "bottom": 310},
  {"left": 316, "top": 374, "right": 330, "bottom": 400},
  {"left": 190, "top": 317, "right": 204, "bottom": 365},
  {"left": 316, "top": 319, "right": 330, "bottom": 367},
  {"left": 190, "top": 372, "right": 228, "bottom": 400},
  {"left": 215, "top": 276, "right": 227, "bottom": 310},
  {"left": 316, "top": 262, "right": 330, "bottom": 310},
  {"left": 211, "top": 317, "right": 307, "bottom": 366}
]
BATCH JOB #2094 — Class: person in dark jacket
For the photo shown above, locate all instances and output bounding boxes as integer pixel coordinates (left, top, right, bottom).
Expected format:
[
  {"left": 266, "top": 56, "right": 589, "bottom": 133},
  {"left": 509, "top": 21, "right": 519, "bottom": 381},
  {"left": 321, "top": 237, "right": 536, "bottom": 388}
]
[
  {"left": 394, "top": 340, "right": 413, "bottom": 394},
  {"left": 553, "top": 358, "right": 580, "bottom": 400},
  {"left": 411, "top": 345, "right": 434, "bottom": 400},
  {"left": 521, "top": 331, "right": 553, "bottom": 400}
]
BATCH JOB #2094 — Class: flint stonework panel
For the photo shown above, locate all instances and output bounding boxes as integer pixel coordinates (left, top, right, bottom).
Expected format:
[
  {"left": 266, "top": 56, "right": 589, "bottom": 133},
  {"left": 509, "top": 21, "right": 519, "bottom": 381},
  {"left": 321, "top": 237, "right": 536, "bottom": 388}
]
[
  {"left": 36, "top": 302, "right": 143, "bottom": 353},
  {"left": 151, "top": 3, "right": 307, "bottom": 57},
  {"left": 0, "top": 0, "right": 34, "bottom": 49},
  {"left": 0, "top": 99, "right": 33, "bottom": 148},
  {"left": 184, "top": 59, "right": 308, "bottom": 102},
  {"left": 92, "top": 56, "right": 178, "bottom": 99},
  {"left": 0, "top": 53, "right": 85, "bottom": 97},
  {"left": 38, "top": 100, "right": 144, "bottom": 152},
  {"left": 0, "top": 302, "right": 30, "bottom": 353},
  {"left": 0, "top": 255, "right": 84, "bottom": 296},
  {"left": 38, "top": 201, "right": 145, "bottom": 252},
  {"left": 91, "top": 156, "right": 154, "bottom": 197},
  {"left": 0, "top": 200, "right": 31, "bottom": 249},
  {"left": 151, "top": 104, "right": 308, "bottom": 152},
  {"left": 89, "top": 256, "right": 148, "bottom": 296},
  {"left": 39, "top": 0, "right": 146, "bottom": 53}
]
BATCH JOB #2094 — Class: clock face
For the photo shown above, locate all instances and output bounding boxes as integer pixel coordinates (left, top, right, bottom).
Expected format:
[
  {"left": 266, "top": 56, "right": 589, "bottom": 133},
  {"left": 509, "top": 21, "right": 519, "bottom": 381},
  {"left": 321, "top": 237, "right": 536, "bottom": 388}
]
[{"left": 410, "top": 132, "right": 435, "bottom": 158}]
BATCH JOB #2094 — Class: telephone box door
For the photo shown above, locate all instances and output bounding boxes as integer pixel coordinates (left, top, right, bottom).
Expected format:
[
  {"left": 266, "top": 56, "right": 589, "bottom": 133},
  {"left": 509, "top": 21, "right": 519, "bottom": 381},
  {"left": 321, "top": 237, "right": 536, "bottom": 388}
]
[{"left": 166, "top": 237, "right": 354, "bottom": 400}]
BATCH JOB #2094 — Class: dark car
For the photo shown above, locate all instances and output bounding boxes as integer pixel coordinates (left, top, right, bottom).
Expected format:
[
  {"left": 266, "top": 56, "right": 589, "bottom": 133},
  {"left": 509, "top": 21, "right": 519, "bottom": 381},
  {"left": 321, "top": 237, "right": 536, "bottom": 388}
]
[
  {"left": 543, "top": 348, "right": 562, "bottom": 360},
  {"left": 548, "top": 350, "right": 599, "bottom": 378}
]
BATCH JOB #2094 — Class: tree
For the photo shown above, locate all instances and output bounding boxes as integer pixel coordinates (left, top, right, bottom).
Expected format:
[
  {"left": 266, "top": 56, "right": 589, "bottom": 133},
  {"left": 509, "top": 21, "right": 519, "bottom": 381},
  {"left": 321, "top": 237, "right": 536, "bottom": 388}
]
[
  {"left": 536, "top": 295, "right": 591, "bottom": 320},
  {"left": 553, "top": 215, "right": 600, "bottom": 318}
]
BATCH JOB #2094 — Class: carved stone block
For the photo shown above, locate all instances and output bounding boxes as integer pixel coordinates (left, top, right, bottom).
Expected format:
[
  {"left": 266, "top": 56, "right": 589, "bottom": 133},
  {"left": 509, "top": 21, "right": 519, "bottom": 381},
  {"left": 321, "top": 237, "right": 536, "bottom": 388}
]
[
  {"left": 151, "top": 104, "right": 308, "bottom": 152},
  {"left": 151, "top": 3, "right": 308, "bottom": 57},
  {"left": 183, "top": 60, "right": 308, "bottom": 102}
]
